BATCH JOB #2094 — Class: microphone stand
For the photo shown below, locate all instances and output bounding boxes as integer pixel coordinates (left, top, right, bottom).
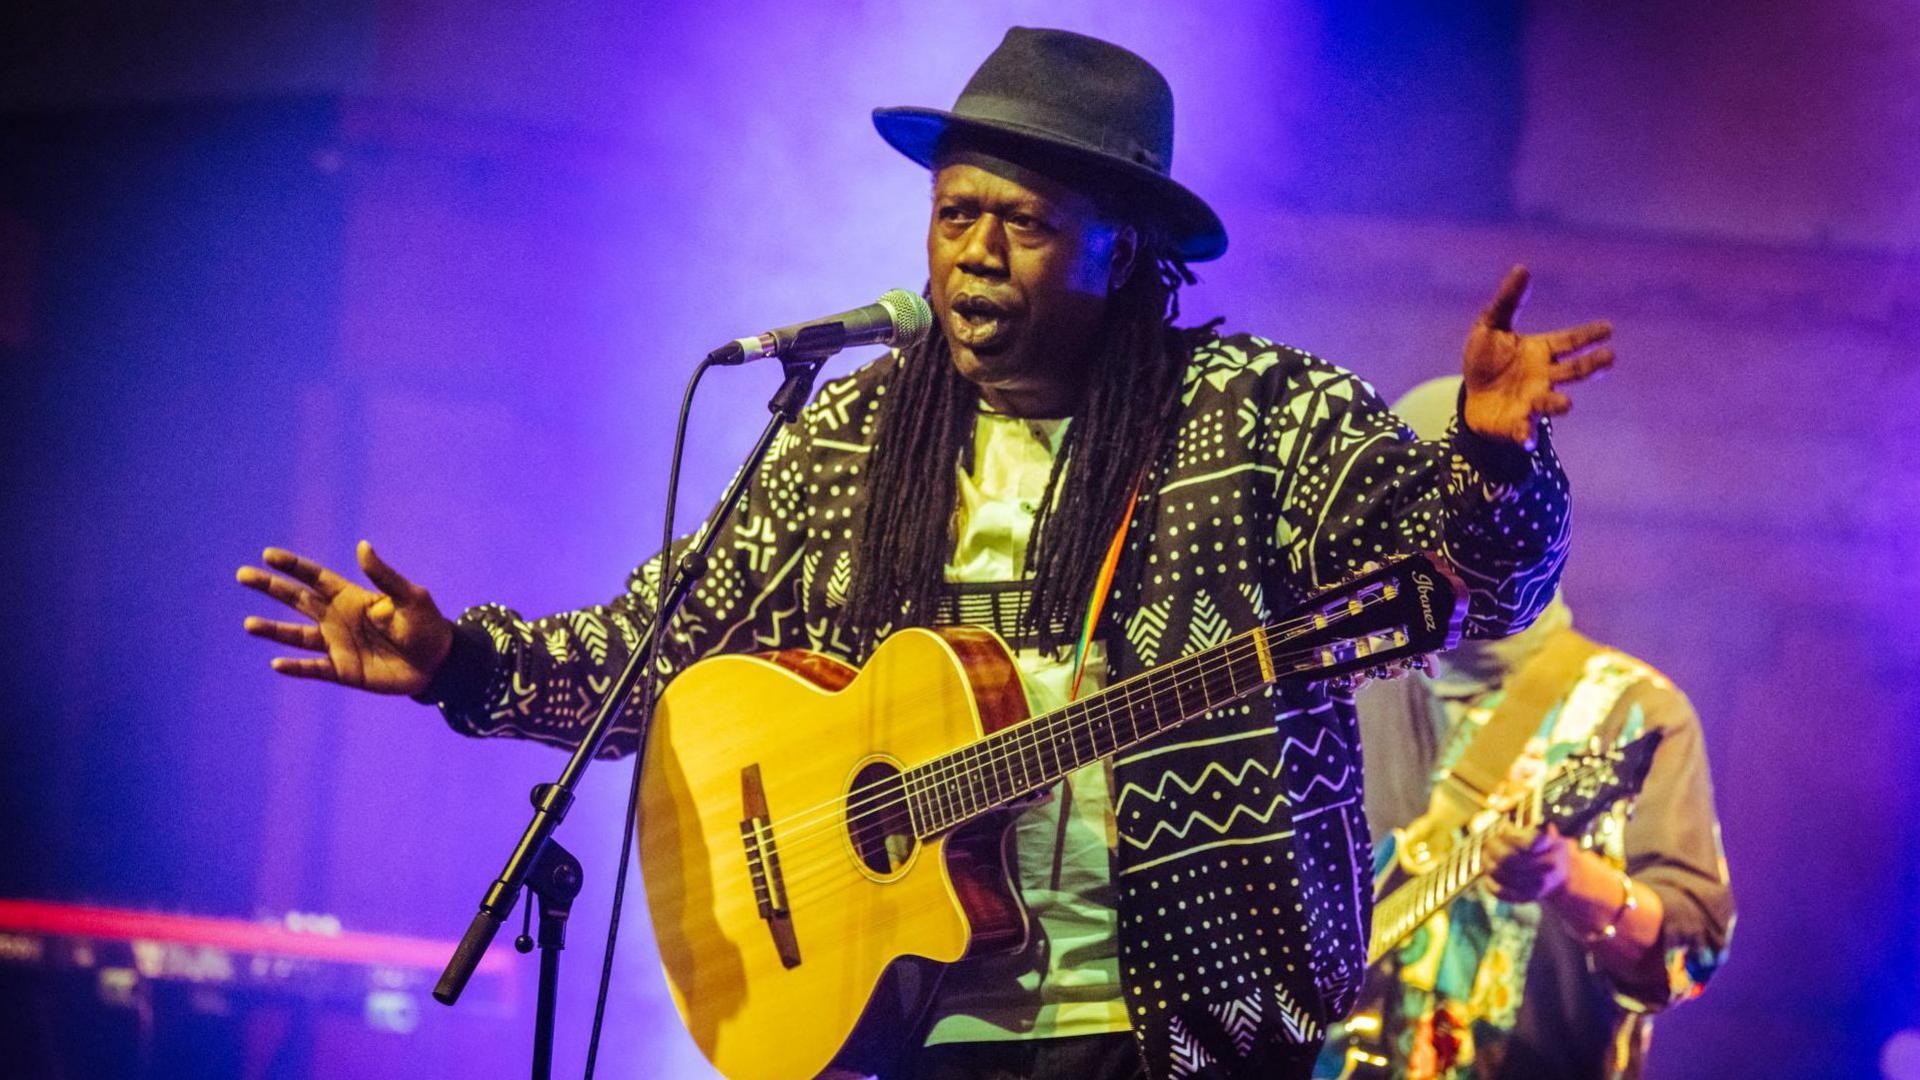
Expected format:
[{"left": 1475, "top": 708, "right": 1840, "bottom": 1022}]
[
  {"left": 432, "top": 346, "right": 835, "bottom": 1079},
  {"left": 515, "top": 829, "right": 581, "bottom": 1080}
]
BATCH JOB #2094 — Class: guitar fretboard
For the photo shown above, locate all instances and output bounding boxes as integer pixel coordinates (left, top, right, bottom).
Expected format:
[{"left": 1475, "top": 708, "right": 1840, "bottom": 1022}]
[
  {"left": 889, "top": 559, "right": 1438, "bottom": 841},
  {"left": 1369, "top": 820, "right": 1509, "bottom": 966},
  {"left": 1368, "top": 757, "right": 1618, "bottom": 964},
  {"left": 900, "top": 628, "right": 1273, "bottom": 838}
]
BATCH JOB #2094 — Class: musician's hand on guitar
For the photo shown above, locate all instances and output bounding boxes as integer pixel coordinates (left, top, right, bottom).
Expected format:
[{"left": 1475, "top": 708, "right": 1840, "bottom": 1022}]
[
  {"left": 236, "top": 541, "right": 454, "bottom": 695},
  {"left": 1461, "top": 265, "right": 1614, "bottom": 450},
  {"left": 1483, "top": 823, "right": 1572, "bottom": 903}
]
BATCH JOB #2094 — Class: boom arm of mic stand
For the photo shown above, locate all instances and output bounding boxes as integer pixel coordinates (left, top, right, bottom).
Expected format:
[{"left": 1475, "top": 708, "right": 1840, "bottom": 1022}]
[{"left": 433, "top": 351, "right": 832, "bottom": 1008}]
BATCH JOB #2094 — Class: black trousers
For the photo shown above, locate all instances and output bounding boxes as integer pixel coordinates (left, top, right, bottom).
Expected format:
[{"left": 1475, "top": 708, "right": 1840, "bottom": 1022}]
[{"left": 884, "top": 1032, "right": 1320, "bottom": 1080}]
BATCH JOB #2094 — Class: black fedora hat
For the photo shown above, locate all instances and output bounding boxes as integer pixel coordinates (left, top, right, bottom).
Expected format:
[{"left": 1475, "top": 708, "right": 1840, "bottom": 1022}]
[{"left": 873, "top": 27, "right": 1228, "bottom": 263}]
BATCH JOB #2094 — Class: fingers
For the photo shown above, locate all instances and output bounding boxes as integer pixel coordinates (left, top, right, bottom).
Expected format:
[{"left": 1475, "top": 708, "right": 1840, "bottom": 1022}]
[
  {"left": 236, "top": 564, "right": 323, "bottom": 619},
  {"left": 1539, "top": 320, "right": 1611, "bottom": 357},
  {"left": 1532, "top": 391, "right": 1572, "bottom": 418},
  {"left": 243, "top": 615, "right": 325, "bottom": 652},
  {"left": 261, "top": 547, "right": 352, "bottom": 600},
  {"left": 1482, "top": 823, "right": 1521, "bottom": 866},
  {"left": 1477, "top": 265, "right": 1531, "bottom": 331},
  {"left": 1550, "top": 346, "right": 1614, "bottom": 384},
  {"left": 1486, "top": 827, "right": 1541, "bottom": 894},
  {"left": 357, "top": 540, "right": 421, "bottom": 602},
  {"left": 270, "top": 655, "right": 340, "bottom": 681}
]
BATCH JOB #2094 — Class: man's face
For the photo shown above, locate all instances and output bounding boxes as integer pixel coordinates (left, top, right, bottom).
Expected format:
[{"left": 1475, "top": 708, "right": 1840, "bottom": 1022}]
[{"left": 928, "top": 158, "right": 1134, "bottom": 415}]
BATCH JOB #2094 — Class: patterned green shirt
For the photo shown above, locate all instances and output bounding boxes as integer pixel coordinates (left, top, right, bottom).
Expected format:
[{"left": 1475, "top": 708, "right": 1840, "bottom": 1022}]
[{"left": 1327, "top": 638, "right": 1735, "bottom": 1079}]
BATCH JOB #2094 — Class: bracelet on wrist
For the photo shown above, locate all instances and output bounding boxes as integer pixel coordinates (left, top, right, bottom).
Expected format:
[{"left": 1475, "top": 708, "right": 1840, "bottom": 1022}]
[{"left": 1584, "top": 870, "right": 1637, "bottom": 944}]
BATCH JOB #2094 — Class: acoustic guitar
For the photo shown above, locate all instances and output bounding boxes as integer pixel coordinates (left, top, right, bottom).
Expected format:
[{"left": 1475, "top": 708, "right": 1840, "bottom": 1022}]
[{"left": 638, "top": 553, "right": 1466, "bottom": 1079}]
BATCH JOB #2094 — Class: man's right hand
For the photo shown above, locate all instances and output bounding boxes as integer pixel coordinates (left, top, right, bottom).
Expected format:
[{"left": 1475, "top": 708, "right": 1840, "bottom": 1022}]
[{"left": 237, "top": 541, "right": 455, "bottom": 696}]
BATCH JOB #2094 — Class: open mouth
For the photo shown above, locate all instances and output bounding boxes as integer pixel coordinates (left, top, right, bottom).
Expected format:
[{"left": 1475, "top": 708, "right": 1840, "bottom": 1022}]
[{"left": 948, "top": 294, "right": 1019, "bottom": 354}]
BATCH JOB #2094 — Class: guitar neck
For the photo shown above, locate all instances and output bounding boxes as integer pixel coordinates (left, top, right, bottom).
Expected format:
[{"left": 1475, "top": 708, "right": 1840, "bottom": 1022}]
[
  {"left": 897, "top": 552, "right": 1463, "bottom": 841},
  {"left": 1368, "top": 769, "right": 1580, "bottom": 965},
  {"left": 903, "top": 614, "right": 1415, "bottom": 838},
  {"left": 1366, "top": 728, "right": 1663, "bottom": 967},
  {"left": 1368, "top": 819, "right": 1504, "bottom": 966},
  {"left": 901, "top": 626, "right": 1274, "bottom": 838}
]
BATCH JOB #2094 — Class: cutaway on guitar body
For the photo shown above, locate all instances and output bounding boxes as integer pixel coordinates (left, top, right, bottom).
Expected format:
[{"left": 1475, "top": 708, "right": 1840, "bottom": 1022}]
[
  {"left": 638, "top": 626, "right": 1033, "bottom": 1080},
  {"left": 638, "top": 552, "right": 1471, "bottom": 1078}
]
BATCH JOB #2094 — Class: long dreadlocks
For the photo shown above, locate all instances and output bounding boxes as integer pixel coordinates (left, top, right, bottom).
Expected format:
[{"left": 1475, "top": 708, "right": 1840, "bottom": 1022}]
[{"left": 845, "top": 248, "right": 1214, "bottom": 655}]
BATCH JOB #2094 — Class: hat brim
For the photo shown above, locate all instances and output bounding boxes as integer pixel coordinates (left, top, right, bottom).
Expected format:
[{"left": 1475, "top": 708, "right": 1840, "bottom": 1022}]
[{"left": 873, "top": 106, "right": 1228, "bottom": 263}]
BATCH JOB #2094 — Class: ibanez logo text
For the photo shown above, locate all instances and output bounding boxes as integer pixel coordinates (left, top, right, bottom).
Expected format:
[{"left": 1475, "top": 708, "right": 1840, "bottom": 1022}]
[{"left": 1411, "top": 571, "right": 1438, "bottom": 631}]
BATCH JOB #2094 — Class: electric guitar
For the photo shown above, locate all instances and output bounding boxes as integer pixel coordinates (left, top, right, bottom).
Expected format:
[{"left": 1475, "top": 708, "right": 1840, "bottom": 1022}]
[
  {"left": 1326, "top": 731, "right": 1662, "bottom": 1079},
  {"left": 635, "top": 553, "right": 1467, "bottom": 1079}
]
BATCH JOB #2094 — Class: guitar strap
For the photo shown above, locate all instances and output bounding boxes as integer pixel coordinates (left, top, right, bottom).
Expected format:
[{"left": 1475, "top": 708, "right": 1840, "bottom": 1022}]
[
  {"left": 1418, "top": 628, "right": 1605, "bottom": 837},
  {"left": 1076, "top": 476, "right": 1142, "bottom": 852}
]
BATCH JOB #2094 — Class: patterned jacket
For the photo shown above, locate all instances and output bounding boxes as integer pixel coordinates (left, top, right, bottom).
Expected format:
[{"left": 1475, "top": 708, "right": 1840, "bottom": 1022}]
[{"left": 428, "top": 332, "right": 1571, "bottom": 1076}]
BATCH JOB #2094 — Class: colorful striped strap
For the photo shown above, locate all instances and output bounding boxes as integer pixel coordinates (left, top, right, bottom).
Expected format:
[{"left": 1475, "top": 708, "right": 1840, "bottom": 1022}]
[{"left": 1069, "top": 475, "right": 1143, "bottom": 701}]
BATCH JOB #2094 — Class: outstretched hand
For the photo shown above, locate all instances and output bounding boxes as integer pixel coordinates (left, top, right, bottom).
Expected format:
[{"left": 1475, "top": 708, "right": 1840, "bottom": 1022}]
[
  {"left": 1462, "top": 266, "right": 1614, "bottom": 449},
  {"left": 236, "top": 541, "right": 454, "bottom": 696}
]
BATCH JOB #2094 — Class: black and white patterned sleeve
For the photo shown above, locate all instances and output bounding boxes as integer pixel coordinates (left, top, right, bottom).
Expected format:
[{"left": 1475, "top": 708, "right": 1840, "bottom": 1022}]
[
  {"left": 1267, "top": 348, "right": 1570, "bottom": 639},
  {"left": 422, "top": 410, "right": 818, "bottom": 757}
]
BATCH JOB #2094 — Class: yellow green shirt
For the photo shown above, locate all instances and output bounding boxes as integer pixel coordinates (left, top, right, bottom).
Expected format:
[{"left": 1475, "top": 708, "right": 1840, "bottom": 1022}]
[{"left": 922, "top": 409, "right": 1131, "bottom": 1044}]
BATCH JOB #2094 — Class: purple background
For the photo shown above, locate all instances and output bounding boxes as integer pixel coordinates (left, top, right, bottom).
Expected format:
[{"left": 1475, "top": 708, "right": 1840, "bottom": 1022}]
[{"left": 1, "top": 2, "right": 1916, "bottom": 1077}]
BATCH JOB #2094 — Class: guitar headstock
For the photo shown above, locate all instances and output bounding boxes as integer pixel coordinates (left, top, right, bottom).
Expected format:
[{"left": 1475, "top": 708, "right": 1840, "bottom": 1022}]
[
  {"left": 1269, "top": 553, "right": 1468, "bottom": 683},
  {"left": 1543, "top": 731, "right": 1663, "bottom": 836}
]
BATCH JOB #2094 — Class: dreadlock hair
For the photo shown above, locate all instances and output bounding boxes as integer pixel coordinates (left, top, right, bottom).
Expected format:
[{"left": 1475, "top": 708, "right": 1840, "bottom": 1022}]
[{"left": 846, "top": 244, "right": 1216, "bottom": 655}]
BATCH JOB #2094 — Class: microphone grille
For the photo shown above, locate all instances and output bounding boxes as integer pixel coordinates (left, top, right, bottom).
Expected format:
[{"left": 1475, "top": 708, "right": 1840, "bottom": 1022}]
[{"left": 877, "top": 288, "right": 934, "bottom": 349}]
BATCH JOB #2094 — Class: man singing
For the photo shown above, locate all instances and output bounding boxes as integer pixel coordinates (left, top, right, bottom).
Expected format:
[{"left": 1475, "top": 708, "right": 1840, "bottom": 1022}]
[{"left": 239, "top": 28, "right": 1614, "bottom": 1079}]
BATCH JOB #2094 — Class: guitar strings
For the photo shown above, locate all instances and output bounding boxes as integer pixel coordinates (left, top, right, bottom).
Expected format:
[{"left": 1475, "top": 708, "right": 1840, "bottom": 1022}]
[
  {"left": 730, "top": 625, "right": 1273, "bottom": 862},
  {"left": 704, "top": 577, "right": 1436, "bottom": 918},
  {"left": 741, "top": 591, "right": 1375, "bottom": 854},
  {"left": 1373, "top": 758, "right": 1615, "bottom": 959},
  {"left": 755, "top": 579, "right": 1411, "bottom": 851},
  {"left": 720, "top": 635, "right": 1278, "bottom": 917},
  {"left": 765, "top": 734, "right": 1622, "bottom": 941},
  {"left": 1374, "top": 799, "right": 1515, "bottom": 955},
  {"left": 740, "top": 586, "right": 1405, "bottom": 884},
  {"left": 727, "top": 636, "right": 1397, "bottom": 920},
  {"left": 747, "top": 627, "right": 1397, "bottom": 911}
]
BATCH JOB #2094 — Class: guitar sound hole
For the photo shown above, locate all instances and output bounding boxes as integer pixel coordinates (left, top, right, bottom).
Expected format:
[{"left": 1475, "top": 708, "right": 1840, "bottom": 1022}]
[{"left": 847, "top": 762, "right": 916, "bottom": 876}]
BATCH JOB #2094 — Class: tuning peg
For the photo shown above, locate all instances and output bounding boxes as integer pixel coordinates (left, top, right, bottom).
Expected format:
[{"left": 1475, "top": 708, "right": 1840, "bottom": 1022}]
[{"left": 1358, "top": 659, "right": 1419, "bottom": 682}]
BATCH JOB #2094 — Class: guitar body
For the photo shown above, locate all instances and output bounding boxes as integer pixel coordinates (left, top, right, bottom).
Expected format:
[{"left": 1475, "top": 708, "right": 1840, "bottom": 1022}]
[
  {"left": 637, "top": 626, "right": 1032, "bottom": 1079},
  {"left": 633, "top": 553, "right": 1474, "bottom": 1078}
]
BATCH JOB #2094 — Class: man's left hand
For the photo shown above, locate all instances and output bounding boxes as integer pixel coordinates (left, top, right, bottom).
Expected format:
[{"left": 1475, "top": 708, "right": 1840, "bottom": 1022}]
[
  {"left": 1483, "top": 823, "right": 1572, "bottom": 903},
  {"left": 1462, "top": 265, "right": 1614, "bottom": 449}
]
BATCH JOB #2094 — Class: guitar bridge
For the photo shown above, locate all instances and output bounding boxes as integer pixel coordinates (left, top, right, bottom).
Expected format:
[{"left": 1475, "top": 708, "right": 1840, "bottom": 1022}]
[{"left": 740, "top": 763, "right": 802, "bottom": 969}]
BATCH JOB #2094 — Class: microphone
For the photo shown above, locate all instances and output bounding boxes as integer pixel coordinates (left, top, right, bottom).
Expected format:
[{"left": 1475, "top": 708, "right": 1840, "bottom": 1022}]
[{"left": 707, "top": 288, "right": 933, "bottom": 365}]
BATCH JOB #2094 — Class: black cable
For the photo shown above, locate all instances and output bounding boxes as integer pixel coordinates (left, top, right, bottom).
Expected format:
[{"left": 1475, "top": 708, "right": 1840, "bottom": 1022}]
[{"left": 582, "top": 355, "right": 716, "bottom": 1078}]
